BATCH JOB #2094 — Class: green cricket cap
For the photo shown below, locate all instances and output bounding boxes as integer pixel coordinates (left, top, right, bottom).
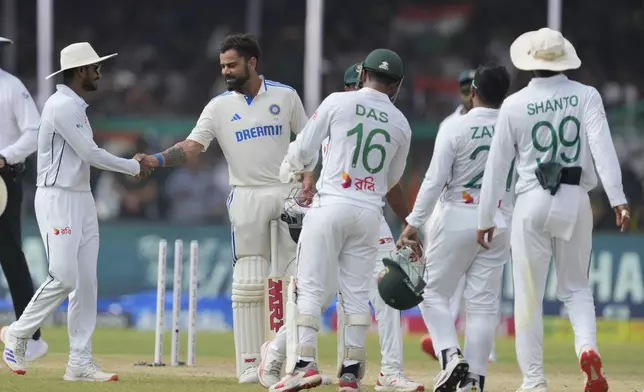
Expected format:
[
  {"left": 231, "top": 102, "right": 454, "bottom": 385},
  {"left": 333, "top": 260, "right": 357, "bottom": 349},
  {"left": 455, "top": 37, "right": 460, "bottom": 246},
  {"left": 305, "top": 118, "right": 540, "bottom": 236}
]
[
  {"left": 343, "top": 63, "right": 361, "bottom": 85},
  {"left": 362, "top": 49, "right": 404, "bottom": 81}
]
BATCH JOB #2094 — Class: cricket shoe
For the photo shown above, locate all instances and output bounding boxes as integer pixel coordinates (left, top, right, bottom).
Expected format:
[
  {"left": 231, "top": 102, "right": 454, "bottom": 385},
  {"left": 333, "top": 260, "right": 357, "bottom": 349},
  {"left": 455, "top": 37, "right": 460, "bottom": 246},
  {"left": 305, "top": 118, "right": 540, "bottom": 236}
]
[
  {"left": 338, "top": 373, "right": 361, "bottom": 392},
  {"left": 516, "top": 385, "right": 547, "bottom": 392},
  {"left": 579, "top": 347, "right": 608, "bottom": 392},
  {"left": 259, "top": 341, "right": 285, "bottom": 388},
  {"left": 64, "top": 362, "right": 118, "bottom": 382},
  {"left": 375, "top": 371, "right": 425, "bottom": 391},
  {"left": 457, "top": 375, "right": 480, "bottom": 392},
  {"left": 25, "top": 338, "right": 48, "bottom": 362},
  {"left": 432, "top": 352, "right": 469, "bottom": 392},
  {"left": 269, "top": 361, "right": 323, "bottom": 392},
  {"left": 240, "top": 366, "right": 260, "bottom": 384},
  {"left": 420, "top": 335, "right": 438, "bottom": 361},
  {"left": 1, "top": 326, "right": 27, "bottom": 375}
]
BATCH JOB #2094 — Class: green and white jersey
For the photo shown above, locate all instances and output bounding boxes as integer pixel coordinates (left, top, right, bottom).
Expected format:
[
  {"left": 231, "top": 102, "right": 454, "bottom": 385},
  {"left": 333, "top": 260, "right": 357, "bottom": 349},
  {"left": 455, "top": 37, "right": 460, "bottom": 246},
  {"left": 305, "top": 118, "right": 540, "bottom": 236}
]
[{"left": 479, "top": 74, "right": 627, "bottom": 229}]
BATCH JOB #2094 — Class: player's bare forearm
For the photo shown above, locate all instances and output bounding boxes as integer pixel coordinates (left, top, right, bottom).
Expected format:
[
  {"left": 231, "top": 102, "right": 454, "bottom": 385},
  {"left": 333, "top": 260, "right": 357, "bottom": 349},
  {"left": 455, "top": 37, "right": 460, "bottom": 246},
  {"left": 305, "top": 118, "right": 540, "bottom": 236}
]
[
  {"left": 386, "top": 182, "right": 410, "bottom": 226},
  {"left": 143, "top": 139, "right": 203, "bottom": 168}
]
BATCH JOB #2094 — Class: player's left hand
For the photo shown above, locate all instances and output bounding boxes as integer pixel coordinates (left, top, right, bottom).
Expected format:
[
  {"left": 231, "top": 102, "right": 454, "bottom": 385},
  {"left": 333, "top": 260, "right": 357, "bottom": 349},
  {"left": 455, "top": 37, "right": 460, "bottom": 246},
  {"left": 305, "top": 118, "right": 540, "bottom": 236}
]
[{"left": 476, "top": 227, "right": 495, "bottom": 249}]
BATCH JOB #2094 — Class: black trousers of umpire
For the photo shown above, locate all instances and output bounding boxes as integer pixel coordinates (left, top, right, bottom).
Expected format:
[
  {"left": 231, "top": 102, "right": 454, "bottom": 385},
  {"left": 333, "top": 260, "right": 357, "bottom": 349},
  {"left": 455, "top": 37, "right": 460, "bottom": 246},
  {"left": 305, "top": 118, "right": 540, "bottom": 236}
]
[{"left": 0, "top": 169, "right": 40, "bottom": 341}]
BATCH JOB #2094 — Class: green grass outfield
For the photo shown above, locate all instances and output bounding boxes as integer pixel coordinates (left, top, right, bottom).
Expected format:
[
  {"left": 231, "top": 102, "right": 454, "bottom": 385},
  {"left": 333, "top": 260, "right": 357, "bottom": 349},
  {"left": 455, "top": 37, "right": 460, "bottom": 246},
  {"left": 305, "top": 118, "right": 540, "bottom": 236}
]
[{"left": 0, "top": 327, "right": 640, "bottom": 391}]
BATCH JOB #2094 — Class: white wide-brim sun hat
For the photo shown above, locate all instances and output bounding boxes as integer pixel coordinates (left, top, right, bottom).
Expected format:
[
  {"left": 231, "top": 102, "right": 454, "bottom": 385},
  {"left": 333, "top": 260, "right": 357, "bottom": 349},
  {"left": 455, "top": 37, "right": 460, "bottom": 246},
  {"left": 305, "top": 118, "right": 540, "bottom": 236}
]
[
  {"left": 510, "top": 27, "right": 581, "bottom": 72},
  {"left": 0, "top": 37, "right": 13, "bottom": 44},
  {"left": 46, "top": 42, "right": 117, "bottom": 80}
]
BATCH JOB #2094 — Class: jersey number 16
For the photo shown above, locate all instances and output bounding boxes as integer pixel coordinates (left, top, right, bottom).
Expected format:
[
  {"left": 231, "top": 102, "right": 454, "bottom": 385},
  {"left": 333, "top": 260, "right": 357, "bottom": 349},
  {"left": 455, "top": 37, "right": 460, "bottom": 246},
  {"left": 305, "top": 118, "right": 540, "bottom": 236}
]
[{"left": 347, "top": 123, "right": 391, "bottom": 174}]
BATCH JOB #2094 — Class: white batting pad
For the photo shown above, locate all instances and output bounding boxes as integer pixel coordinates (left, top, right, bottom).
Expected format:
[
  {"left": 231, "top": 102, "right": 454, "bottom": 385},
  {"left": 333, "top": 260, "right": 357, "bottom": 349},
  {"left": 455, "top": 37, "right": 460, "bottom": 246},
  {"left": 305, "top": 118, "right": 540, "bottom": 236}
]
[
  {"left": 336, "top": 293, "right": 370, "bottom": 379},
  {"left": 284, "top": 277, "right": 319, "bottom": 373},
  {"left": 232, "top": 256, "right": 268, "bottom": 377}
]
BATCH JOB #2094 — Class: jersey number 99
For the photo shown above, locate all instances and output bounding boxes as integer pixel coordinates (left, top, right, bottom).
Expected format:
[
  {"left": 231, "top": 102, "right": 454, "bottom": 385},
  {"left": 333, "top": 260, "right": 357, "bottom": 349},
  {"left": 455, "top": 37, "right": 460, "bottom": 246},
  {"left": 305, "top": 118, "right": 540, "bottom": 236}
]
[
  {"left": 531, "top": 116, "right": 581, "bottom": 165},
  {"left": 347, "top": 123, "right": 391, "bottom": 174}
]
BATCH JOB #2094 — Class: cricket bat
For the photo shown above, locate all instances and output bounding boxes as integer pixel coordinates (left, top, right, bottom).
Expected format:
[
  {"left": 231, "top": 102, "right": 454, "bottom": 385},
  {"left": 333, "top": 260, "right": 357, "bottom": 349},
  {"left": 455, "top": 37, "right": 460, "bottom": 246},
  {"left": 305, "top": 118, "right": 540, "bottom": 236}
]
[{"left": 265, "top": 220, "right": 288, "bottom": 340}]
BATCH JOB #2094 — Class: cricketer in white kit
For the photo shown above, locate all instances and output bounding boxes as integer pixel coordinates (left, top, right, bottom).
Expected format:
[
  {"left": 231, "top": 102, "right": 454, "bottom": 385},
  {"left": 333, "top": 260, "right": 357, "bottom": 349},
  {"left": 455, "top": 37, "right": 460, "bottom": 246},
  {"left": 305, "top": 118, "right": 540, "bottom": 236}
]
[
  {"left": 477, "top": 28, "right": 629, "bottom": 392},
  {"left": 341, "top": 63, "right": 423, "bottom": 392},
  {"left": 138, "top": 33, "right": 314, "bottom": 384},
  {"left": 257, "top": 62, "right": 421, "bottom": 392},
  {"left": 270, "top": 49, "right": 412, "bottom": 392},
  {"left": 258, "top": 62, "right": 423, "bottom": 391},
  {"left": 399, "top": 64, "right": 512, "bottom": 392},
  {"left": 420, "top": 69, "right": 500, "bottom": 364},
  {"left": 0, "top": 42, "right": 151, "bottom": 380}
]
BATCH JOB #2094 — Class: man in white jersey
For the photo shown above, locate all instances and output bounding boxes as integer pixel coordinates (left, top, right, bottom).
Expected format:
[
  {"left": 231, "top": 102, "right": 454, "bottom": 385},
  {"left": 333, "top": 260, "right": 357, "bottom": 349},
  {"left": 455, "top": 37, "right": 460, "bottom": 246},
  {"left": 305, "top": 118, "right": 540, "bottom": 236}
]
[
  {"left": 0, "top": 42, "right": 151, "bottom": 380},
  {"left": 477, "top": 28, "right": 629, "bottom": 392},
  {"left": 257, "top": 63, "right": 423, "bottom": 392},
  {"left": 136, "top": 33, "right": 314, "bottom": 384},
  {"left": 399, "top": 64, "right": 511, "bottom": 392},
  {"left": 421, "top": 69, "right": 500, "bottom": 364},
  {"left": 270, "top": 49, "right": 411, "bottom": 392},
  {"left": 421, "top": 69, "right": 490, "bottom": 361}
]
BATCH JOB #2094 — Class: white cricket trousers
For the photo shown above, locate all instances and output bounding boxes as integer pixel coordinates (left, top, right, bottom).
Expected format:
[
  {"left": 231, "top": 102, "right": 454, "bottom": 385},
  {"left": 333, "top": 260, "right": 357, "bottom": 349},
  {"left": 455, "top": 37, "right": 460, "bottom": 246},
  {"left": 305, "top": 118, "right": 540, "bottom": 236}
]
[
  {"left": 421, "top": 204, "right": 509, "bottom": 376},
  {"left": 370, "top": 221, "right": 404, "bottom": 374},
  {"left": 296, "top": 203, "right": 380, "bottom": 358},
  {"left": 9, "top": 187, "right": 99, "bottom": 367},
  {"left": 271, "top": 217, "right": 405, "bottom": 374},
  {"left": 512, "top": 187, "right": 595, "bottom": 389}
]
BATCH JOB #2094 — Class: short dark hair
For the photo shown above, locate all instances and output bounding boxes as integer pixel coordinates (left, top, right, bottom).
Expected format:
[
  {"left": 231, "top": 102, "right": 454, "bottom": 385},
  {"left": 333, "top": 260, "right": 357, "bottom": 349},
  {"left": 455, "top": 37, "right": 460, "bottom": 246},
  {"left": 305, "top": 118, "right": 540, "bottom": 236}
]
[
  {"left": 473, "top": 63, "right": 511, "bottom": 107},
  {"left": 365, "top": 70, "right": 398, "bottom": 86},
  {"left": 219, "top": 33, "right": 262, "bottom": 64}
]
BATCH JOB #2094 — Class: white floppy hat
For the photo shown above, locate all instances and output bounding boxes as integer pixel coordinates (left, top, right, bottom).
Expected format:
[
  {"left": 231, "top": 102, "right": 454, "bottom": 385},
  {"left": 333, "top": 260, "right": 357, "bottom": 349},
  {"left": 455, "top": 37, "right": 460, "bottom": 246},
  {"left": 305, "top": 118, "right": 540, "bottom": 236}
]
[
  {"left": 46, "top": 42, "right": 117, "bottom": 80},
  {"left": 0, "top": 37, "right": 12, "bottom": 44},
  {"left": 510, "top": 27, "right": 581, "bottom": 72}
]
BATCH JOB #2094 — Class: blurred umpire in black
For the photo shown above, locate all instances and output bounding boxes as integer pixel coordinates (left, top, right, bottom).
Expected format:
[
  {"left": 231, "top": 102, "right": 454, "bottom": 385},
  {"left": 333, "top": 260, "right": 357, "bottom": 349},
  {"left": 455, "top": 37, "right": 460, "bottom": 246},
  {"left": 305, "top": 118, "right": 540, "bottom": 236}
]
[{"left": 0, "top": 36, "right": 48, "bottom": 360}]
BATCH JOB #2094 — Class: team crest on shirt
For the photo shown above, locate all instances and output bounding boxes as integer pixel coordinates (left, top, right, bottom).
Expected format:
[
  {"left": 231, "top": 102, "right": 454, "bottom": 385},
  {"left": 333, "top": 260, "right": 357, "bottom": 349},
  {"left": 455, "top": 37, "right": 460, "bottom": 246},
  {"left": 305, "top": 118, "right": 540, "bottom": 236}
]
[{"left": 269, "top": 104, "right": 281, "bottom": 116}]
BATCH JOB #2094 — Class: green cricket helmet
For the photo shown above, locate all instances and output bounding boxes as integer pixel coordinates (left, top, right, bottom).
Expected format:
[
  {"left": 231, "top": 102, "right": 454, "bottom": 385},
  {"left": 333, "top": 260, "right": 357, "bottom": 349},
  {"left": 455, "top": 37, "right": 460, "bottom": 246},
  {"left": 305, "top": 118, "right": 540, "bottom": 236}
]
[
  {"left": 377, "top": 246, "right": 426, "bottom": 311},
  {"left": 343, "top": 63, "right": 361, "bottom": 86},
  {"left": 358, "top": 48, "right": 405, "bottom": 102}
]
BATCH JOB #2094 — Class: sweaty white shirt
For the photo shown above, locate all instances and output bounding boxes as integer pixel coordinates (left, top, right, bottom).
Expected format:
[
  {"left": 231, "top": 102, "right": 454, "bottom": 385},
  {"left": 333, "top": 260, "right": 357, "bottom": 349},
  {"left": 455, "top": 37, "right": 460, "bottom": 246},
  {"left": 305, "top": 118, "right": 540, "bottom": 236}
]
[
  {"left": 36, "top": 85, "right": 140, "bottom": 191},
  {"left": 187, "top": 77, "right": 308, "bottom": 187},
  {"left": 0, "top": 69, "right": 40, "bottom": 164},
  {"left": 479, "top": 74, "right": 627, "bottom": 229},
  {"left": 283, "top": 87, "right": 412, "bottom": 215},
  {"left": 407, "top": 107, "right": 514, "bottom": 228}
]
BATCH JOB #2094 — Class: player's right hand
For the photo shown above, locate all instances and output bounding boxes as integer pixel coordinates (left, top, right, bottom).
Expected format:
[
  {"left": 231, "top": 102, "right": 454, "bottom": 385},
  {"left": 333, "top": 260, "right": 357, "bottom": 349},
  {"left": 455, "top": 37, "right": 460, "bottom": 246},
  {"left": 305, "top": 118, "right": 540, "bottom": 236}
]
[
  {"left": 615, "top": 204, "right": 630, "bottom": 232},
  {"left": 397, "top": 225, "right": 423, "bottom": 259},
  {"left": 134, "top": 153, "right": 154, "bottom": 178},
  {"left": 476, "top": 227, "right": 495, "bottom": 249},
  {"left": 300, "top": 171, "right": 316, "bottom": 205}
]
